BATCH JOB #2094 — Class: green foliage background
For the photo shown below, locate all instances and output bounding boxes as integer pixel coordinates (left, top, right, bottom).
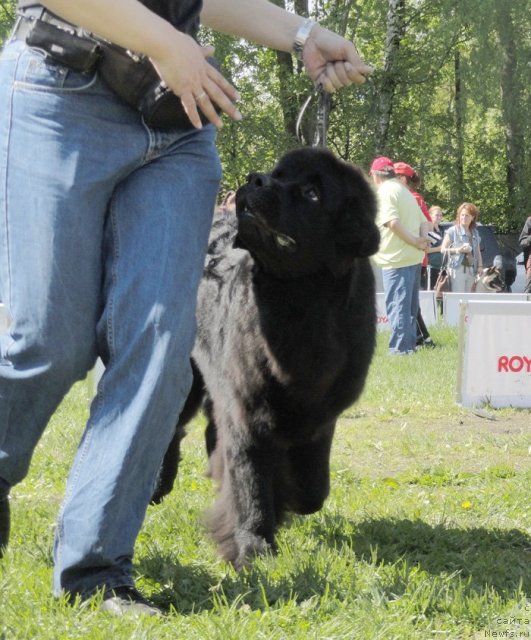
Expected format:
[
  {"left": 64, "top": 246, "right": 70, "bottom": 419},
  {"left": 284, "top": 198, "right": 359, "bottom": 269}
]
[{"left": 1, "top": 0, "right": 530, "bottom": 231}]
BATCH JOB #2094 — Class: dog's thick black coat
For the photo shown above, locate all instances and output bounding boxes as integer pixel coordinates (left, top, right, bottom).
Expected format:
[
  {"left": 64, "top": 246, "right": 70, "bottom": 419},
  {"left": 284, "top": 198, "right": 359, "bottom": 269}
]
[{"left": 153, "top": 148, "right": 380, "bottom": 569}]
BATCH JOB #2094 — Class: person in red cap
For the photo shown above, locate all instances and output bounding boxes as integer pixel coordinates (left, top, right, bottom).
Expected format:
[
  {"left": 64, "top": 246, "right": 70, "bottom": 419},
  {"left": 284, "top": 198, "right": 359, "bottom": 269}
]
[
  {"left": 393, "top": 163, "right": 430, "bottom": 222},
  {"left": 370, "top": 157, "right": 430, "bottom": 355},
  {"left": 393, "top": 162, "right": 436, "bottom": 348},
  {"left": 369, "top": 156, "right": 394, "bottom": 175}
]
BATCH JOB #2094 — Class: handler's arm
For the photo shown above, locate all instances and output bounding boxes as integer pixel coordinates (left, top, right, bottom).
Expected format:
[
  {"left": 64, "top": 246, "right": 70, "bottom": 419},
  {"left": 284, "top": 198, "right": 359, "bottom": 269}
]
[
  {"left": 441, "top": 234, "right": 451, "bottom": 254},
  {"left": 420, "top": 221, "right": 431, "bottom": 239},
  {"left": 39, "top": 0, "right": 241, "bottom": 129},
  {"left": 40, "top": 0, "right": 173, "bottom": 51},
  {"left": 201, "top": 0, "right": 373, "bottom": 91},
  {"left": 386, "top": 220, "right": 429, "bottom": 251},
  {"left": 39, "top": 0, "right": 372, "bottom": 125}
]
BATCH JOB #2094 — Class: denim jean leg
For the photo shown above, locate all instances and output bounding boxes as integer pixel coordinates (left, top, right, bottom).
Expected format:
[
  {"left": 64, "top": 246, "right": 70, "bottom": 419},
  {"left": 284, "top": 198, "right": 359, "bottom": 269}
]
[
  {"left": 1, "top": 39, "right": 194, "bottom": 590},
  {"left": 0, "top": 42, "right": 128, "bottom": 485},
  {"left": 383, "top": 265, "right": 420, "bottom": 354},
  {"left": 54, "top": 125, "right": 221, "bottom": 597},
  {"left": 383, "top": 267, "right": 408, "bottom": 353},
  {"left": 409, "top": 263, "right": 421, "bottom": 349}
]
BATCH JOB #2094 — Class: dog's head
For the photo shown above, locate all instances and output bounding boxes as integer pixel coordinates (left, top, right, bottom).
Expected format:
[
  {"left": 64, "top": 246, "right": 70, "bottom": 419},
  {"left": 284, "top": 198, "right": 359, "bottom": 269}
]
[
  {"left": 235, "top": 148, "right": 379, "bottom": 278},
  {"left": 475, "top": 266, "right": 506, "bottom": 293}
]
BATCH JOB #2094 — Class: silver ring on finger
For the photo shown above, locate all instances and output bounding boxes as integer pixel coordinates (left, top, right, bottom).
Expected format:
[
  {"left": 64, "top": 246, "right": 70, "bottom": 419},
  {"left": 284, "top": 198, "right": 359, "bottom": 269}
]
[{"left": 195, "top": 91, "right": 207, "bottom": 101}]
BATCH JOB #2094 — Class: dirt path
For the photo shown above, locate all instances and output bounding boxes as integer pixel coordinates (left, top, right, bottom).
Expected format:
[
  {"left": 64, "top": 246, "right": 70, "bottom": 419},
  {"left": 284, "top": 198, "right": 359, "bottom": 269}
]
[{"left": 334, "top": 409, "right": 531, "bottom": 478}]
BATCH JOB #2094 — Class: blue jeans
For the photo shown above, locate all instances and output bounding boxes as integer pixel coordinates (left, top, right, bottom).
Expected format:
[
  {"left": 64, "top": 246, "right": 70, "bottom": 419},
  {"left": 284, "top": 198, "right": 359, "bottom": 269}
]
[
  {"left": 0, "top": 40, "right": 221, "bottom": 596},
  {"left": 382, "top": 264, "right": 421, "bottom": 354}
]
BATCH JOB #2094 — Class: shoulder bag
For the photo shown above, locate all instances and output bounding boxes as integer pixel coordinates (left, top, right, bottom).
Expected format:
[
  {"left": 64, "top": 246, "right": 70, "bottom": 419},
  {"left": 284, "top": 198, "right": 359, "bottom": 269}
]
[{"left": 434, "top": 249, "right": 451, "bottom": 301}]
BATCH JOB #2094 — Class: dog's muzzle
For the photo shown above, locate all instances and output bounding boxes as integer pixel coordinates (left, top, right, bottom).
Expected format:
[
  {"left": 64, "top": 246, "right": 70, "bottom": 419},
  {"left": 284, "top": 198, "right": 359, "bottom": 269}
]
[{"left": 240, "top": 208, "right": 297, "bottom": 253}]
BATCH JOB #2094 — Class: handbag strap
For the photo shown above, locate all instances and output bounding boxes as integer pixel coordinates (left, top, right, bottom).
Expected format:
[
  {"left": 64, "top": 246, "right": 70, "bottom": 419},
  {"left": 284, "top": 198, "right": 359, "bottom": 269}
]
[{"left": 440, "top": 244, "right": 451, "bottom": 269}]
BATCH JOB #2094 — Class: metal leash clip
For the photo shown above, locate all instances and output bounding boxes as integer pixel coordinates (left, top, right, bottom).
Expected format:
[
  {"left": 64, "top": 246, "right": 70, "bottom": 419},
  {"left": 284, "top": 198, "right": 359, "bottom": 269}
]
[{"left": 296, "top": 84, "right": 332, "bottom": 148}]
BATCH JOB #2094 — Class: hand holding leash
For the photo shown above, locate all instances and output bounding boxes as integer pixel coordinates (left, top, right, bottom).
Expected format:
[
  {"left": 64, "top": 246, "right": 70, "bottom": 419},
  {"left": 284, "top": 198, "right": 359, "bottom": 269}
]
[{"left": 301, "top": 24, "right": 373, "bottom": 91}]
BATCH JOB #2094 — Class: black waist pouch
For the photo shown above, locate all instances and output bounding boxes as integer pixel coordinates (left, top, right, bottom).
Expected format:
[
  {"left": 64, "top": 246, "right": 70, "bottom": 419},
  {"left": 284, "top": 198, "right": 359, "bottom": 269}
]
[
  {"left": 98, "top": 43, "right": 220, "bottom": 130},
  {"left": 25, "top": 19, "right": 101, "bottom": 73}
]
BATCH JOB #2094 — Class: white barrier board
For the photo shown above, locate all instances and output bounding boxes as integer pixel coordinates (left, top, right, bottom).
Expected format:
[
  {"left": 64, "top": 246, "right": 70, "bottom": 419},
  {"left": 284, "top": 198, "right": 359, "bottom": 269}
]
[
  {"left": 457, "top": 300, "right": 531, "bottom": 408},
  {"left": 443, "top": 292, "right": 529, "bottom": 327},
  {"left": 376, "top": 291, "right": 437, "bottom": 332},
  {"left": 0, "top": 304, "right": 9, "bottom": 332}
]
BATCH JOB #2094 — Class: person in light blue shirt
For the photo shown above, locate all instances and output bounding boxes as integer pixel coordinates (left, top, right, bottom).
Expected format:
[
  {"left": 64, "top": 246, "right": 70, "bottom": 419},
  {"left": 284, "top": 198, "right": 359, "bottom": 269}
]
[{"left": 441, "top": 202, "right": 483, "bottom": 292}]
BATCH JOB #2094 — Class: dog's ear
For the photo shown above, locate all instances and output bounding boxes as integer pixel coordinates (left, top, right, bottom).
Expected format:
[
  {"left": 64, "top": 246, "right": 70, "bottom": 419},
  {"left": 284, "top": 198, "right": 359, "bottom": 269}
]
[
  {"left": 325, "top": 224, "right": 380, "bottom": 277},
  {"left": 335, "top": 204, "right": 380, "bottom": 256},
  {"left": 325, "top": 173, "right": 380, "bottom": 277}
]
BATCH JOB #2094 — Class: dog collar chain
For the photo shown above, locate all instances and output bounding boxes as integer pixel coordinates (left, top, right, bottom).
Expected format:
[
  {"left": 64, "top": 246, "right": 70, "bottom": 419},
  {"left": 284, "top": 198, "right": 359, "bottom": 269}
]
[
  {"left": 315, "top": 86, "right": 331, "bottom": 148},
  {"left": 295, "top": 85, "right": 332, "bottom": 148},
  {"left": 293, "top": 18, "right": 316, "bottom": 60}
]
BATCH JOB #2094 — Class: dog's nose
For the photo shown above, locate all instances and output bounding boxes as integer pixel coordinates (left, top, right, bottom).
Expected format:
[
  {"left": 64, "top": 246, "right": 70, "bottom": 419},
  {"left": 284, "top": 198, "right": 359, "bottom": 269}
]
[{"left": 247, "top": 172, "right": 272, "bottom": 188}]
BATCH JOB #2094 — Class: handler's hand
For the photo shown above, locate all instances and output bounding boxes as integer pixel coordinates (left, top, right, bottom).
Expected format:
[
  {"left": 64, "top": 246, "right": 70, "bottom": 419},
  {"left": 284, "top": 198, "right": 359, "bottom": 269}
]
[
  {"left": 150, "top": 32, "right": 241, "bottom": 129},
  {"left": 302, "top": 26, "right": 374, "bottom": 92},
  {"left": 415, "top": 237, "right": 430, "bottom": 251}
]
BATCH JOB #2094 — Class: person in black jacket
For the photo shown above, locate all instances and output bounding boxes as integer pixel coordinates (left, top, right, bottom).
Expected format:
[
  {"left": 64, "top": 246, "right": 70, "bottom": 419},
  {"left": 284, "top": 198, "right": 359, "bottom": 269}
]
[
  {"left": 519, "top": 216, "right": 531, "bottom": 294},
  {"left": 0, "top": 0, "right": 373, "bottom": 617}
]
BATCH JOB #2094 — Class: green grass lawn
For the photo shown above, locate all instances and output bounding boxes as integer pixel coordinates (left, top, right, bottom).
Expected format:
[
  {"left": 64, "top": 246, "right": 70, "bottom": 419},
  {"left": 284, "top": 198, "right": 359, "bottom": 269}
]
[{"left": 1, "top": 325, "right": 530, "bottom": 639}]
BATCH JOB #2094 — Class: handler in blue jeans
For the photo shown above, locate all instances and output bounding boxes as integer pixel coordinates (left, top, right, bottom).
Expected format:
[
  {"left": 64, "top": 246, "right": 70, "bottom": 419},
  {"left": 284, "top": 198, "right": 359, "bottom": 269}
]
[
  {"left": 0, "top": 0, "right": 373, "bottom": 617},
  {"left": 370, "top": 157, "right": 430, "bottom": 355}
]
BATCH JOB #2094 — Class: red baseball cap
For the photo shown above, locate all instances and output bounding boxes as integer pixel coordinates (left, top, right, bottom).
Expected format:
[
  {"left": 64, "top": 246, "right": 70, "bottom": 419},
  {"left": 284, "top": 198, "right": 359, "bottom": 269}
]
[
  {"left": 393, "top": 162, "right": 416, "bottom": 179},
  {"left": 369, "top": 156, "right": 394, "bottom": 175}
]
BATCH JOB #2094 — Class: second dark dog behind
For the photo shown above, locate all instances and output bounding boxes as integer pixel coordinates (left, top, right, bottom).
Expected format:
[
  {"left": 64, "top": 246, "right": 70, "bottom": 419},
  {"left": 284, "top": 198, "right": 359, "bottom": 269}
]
[
  {"left": 474, "top": 265, "right": 506, "bottom": 293},
  {"left": 152, "top": 148, "right": 380, "bottom": 569}
]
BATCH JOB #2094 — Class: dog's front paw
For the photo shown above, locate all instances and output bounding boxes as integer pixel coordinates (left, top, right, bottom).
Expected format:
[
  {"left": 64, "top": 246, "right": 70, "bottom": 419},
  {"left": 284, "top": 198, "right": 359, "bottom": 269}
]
[
  {"left": 149, "top": 478, "right": 173, "bottom": 504},
  {"left": 233, "top": 532, "right": 274, "bottom": 570}
]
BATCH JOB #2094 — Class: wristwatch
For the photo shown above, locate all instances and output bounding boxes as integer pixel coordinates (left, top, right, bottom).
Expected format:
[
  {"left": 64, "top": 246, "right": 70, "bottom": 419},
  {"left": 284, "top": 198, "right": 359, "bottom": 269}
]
[{"left": 293, "top": 18, "right": 316, "bottom": 60}]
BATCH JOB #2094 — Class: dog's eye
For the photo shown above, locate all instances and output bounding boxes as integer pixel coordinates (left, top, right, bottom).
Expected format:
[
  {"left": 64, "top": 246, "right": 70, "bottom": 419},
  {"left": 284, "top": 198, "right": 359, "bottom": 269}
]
[{"left": 303, "top": 187, "right": 320, "bottom": 202}]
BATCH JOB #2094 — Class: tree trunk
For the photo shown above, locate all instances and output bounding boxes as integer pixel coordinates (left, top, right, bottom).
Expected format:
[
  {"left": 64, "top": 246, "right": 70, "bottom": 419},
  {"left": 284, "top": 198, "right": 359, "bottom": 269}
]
[
  {"left": 374, "top": 0, "right": 405, "bottom": 153},
  {"left": 454, "top": 48, "right": 465, "bottom": 202},
  {"left": 494, "top": 4, "right": 525, "bottom": 216},
  {"left": 272, "top": 0, "right": 310, "bottom": 141}
]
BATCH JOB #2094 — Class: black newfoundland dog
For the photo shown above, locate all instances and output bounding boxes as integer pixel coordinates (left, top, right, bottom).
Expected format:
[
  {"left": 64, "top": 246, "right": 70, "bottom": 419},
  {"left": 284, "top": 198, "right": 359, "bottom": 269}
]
[{"left": 153, "top": 148, "right": 380, "bottom": 569}]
